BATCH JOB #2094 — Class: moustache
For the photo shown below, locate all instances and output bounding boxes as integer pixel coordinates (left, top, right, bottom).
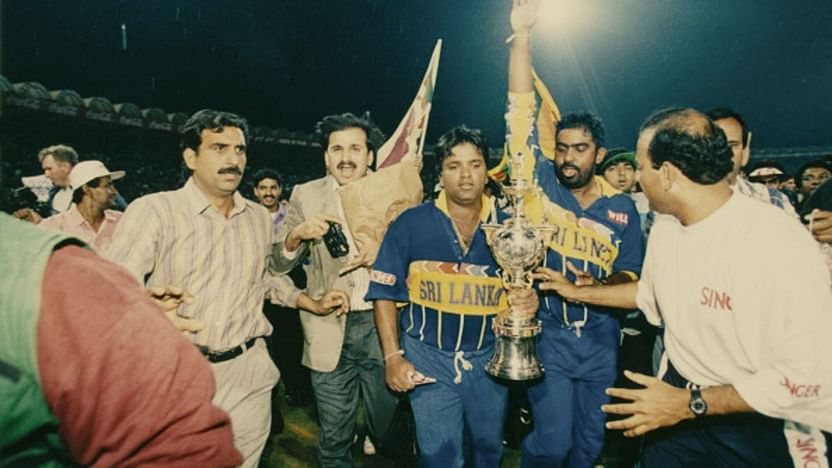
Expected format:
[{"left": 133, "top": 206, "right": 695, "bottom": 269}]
[
  {"left": 559, "top": 163, "right": 581, "bottom": 173},
  {"left": 337, "top": 162, "right": 357, "bottom": 170},
  {"left": 218, "top": 166, "right": 242, "bottom": 176}
]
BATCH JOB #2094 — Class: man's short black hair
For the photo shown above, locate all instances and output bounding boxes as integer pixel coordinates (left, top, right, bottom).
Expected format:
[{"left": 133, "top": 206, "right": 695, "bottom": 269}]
[
  {"left": 252, "top": 168, "right": 282, "bottom": 187},
  {"left": 315, "top": 112, "right": 384, "bottom": 156},
  {"left": 706, "top": 107, "right": 750, "bottom": 148},
  {"left": 180, "top": 109, "right": 250, "bottom": 153},
  {"left": 640, "top": 107, "right": 733, "bottom": 185},
  {"left": 556, "top": 112, "right": 605, "bottom": 149},
  {"left": 434, "top": 126, "right": 489, "bottom": 173},
  {"left": 796, "top": 159, "right": 832, "bottom": 190}
]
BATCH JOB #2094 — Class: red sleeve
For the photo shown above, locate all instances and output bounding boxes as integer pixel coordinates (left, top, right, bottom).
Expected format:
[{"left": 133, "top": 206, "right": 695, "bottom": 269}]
[{"left": 37, "top": 246, "right": 242, "bottom": 467}]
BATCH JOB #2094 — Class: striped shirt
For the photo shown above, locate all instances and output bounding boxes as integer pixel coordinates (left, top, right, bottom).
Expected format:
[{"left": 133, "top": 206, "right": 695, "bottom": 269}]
[
  {"left": 733, "top": 176, "right": 798, "bottom": 218},
  {"left": 106, "top": 177, "right": 273, "bottom": 351}
]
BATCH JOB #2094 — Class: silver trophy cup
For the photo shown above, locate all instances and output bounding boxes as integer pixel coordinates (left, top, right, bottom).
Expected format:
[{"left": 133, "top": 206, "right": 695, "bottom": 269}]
[{"left": 481, "top": 153, "right": 554, "bottom": 380}]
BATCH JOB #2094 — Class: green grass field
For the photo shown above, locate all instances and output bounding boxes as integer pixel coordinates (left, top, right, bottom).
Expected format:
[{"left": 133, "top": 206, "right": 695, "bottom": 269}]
[
  {"left": 259, "top": 383, "right": 635, "bottom": 467},
  {"left": 259, "top": 383, "right": 523, "bottom": 467}
]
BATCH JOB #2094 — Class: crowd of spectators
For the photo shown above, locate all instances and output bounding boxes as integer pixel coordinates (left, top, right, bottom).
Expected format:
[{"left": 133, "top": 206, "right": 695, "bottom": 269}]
[{"left": 1, "top": 126, "right": 446, "bottom": 210}]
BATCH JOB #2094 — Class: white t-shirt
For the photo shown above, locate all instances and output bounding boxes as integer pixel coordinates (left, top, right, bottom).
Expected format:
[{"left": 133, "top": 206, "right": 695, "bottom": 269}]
[
  {"left": 636, "top": 193, "right": 832, "bottom": 432},
  {"left": 51, "top": 187, "right": 73, "bottom": 213}
]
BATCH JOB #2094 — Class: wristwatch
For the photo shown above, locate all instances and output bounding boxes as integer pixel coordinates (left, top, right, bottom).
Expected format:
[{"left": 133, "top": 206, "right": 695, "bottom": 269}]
[{"left": 689, "top": 388, "right": 708, "bottom": 418}]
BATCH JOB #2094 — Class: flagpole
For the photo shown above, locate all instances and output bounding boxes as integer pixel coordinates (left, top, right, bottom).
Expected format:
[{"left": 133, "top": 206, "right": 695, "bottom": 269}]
[{"left": 417, "top": 39, "right": 442, "bottom": 158}]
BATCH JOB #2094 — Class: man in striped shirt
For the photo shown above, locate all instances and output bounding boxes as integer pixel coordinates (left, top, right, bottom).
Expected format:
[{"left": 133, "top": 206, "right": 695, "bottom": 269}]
[{"left": 107, "top": 109, "right": 319, "bottom": 467}]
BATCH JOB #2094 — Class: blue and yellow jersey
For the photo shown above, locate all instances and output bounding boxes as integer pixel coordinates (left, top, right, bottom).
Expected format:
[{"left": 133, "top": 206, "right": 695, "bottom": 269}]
[
  {"left": 365, "top": 191, "right": 506, "bottom": 352},
  {"left": 506, "top": 92, "right": 645, "bottom": 329}
]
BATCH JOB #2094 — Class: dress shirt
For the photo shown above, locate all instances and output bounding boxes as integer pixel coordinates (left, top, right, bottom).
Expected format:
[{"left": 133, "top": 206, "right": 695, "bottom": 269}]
[
  {"left": 272, "top": 204, "right": 289, "bottom": 234},
  {"left": 39, "top": 205, "right": 122, "bottom": 252},
  {"left": 106, "top": 177, "right": 273, "bottom": 351}
]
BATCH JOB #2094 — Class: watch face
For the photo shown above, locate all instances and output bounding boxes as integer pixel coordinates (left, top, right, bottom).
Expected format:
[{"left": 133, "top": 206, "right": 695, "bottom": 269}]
[{"left": 690, "top": 399, "right": 707, "bottom": 415}]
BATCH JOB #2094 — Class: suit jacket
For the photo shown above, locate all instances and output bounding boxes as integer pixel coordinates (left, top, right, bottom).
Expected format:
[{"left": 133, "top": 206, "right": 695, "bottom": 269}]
[{"left": 271, "top": 175, "right": 356, "bottom": 372}]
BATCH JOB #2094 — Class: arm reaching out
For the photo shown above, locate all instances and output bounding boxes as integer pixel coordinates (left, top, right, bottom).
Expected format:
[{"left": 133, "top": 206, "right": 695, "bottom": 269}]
[
  {"left": 297, "top": 290, "right": 350, "bottom": 317},
  {"left": 602, "top": 371, "right": 754, "bottom": 438},
  {"left": 533, "top": 266, "right": 638, "bottom": 309}
]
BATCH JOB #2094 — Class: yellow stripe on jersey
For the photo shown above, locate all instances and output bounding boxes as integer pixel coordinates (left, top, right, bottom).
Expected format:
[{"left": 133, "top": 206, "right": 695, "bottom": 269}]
[
  {"left": 522, "top": 188, "right": 620, "bottom": 275},
  {"left": 407, "top": 270, "right": 507, "bottom": 316}
]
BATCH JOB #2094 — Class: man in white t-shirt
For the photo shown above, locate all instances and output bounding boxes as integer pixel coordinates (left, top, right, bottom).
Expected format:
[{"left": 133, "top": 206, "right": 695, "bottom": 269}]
[{"left": 535, "top": 107, "right": 832, "bottom": 466}]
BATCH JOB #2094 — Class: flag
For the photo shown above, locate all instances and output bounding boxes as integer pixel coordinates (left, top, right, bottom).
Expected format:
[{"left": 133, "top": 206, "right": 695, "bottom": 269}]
[
  {"left": 376, "top": 39, "right": 442, "bottom": 168},
  {"left": 488, "top": 68, "right": 562, "bottom": 182},
  {"left": 338, "top": 40, "right": 443, "bottom": 262}
]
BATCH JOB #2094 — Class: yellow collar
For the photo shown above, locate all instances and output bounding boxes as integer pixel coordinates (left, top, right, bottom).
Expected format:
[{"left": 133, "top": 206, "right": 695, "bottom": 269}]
[{"left": 435, "top": 190, "right": 492, "bottom": 222}]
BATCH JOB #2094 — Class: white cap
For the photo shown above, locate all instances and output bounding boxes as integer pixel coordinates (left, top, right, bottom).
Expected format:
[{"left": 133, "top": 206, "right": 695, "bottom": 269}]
[
  {"left": 69, "top": 160, "right": 126, "bottom": 191},
  {"left": 748, "top": 166, "right": 784, "bottom": 178}
]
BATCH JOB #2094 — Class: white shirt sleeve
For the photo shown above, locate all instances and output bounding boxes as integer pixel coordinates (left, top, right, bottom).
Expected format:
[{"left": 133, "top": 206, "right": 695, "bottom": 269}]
[{"left": 635, "top": 223, "right": 662, "bottom": 327}]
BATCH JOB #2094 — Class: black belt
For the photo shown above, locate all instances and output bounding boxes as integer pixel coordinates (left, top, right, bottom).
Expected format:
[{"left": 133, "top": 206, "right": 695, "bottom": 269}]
[{"left": 198, "top": 337, "right": 260, "bottom": 363}]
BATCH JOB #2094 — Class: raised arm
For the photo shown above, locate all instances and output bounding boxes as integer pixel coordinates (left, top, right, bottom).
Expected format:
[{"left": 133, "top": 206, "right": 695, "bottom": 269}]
[{"left": 508, "top": 0, "right": 539, "bottom": 94}]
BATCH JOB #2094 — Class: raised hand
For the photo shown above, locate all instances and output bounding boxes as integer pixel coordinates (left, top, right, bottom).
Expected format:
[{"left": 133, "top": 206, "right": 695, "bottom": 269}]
[{"left": 511, "top": 0, "right": 541, "bottom": 34}]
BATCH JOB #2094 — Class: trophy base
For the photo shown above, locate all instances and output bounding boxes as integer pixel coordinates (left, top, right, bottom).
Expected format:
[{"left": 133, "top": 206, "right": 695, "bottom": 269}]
[{"left": 485, "top": 314, "right": 543, "bottom": 381}]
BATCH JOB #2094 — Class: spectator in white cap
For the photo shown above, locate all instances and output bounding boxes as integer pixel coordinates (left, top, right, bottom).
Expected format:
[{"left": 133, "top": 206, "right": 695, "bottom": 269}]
[
  {"left": 39, "top": 160, "right": 126, "bottom": 251},
  {"left": 747, "top": 164, "right": 786, "bottom": 190}
]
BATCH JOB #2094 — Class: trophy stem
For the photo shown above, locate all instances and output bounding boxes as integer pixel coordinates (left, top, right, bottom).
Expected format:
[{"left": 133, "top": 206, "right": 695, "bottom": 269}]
[{"left": 485, "top": 307, "right": 543, "bottom": 380}]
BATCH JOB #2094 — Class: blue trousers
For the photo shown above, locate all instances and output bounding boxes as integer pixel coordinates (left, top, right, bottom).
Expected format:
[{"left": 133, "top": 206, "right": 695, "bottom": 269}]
[
  {"left": 403, "top": 334, "right": 508, "bottom": 468},
  {"left": 311, "top": 311, "right": 398, "bottom": 468},
  {"left": 521, "top": 318, "right": 619, "bottom": 468}
]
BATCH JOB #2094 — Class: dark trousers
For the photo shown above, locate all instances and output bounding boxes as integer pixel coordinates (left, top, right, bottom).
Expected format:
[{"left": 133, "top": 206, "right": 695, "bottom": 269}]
[
  {"left": 263, "top": 301, "right": 311, "bottom": 398},
  {"left": 263, "top": 265, "right": 312, "bottom": 403},
  {"left": 642, "top": 360, "right": 830, "bottom": 467},
  {"left": 311, "top": 311, "right": 398, "bottom": 468}
]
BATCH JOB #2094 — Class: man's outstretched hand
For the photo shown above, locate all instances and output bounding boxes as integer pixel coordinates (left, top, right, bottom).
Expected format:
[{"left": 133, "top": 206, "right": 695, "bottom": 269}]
[{"left": 145, "top": 285, "right": 204, "bottom": 332}]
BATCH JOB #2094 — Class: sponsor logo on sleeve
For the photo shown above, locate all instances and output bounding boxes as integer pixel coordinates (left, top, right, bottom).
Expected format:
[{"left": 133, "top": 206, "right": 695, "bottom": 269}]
[
  {"left": 606, "top": 209, "right": 629, "bottom": 226},
  {"left": 370, "top": 270, "right": 396, "bottom": 286},
  {"left": 780, "top": 377, "right": 822, "bottom": 398}
]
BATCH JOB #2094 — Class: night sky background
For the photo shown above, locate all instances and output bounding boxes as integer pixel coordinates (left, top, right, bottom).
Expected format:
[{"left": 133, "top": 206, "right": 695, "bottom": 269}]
[{"left": 3, "top": 0, "right": 831, "bottom": 151}]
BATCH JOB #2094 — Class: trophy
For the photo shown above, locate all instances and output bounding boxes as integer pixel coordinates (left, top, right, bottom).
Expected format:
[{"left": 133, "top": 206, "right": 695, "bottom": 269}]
[{"left": 481, "top": 152, "right": 554, "bottom": 380}]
